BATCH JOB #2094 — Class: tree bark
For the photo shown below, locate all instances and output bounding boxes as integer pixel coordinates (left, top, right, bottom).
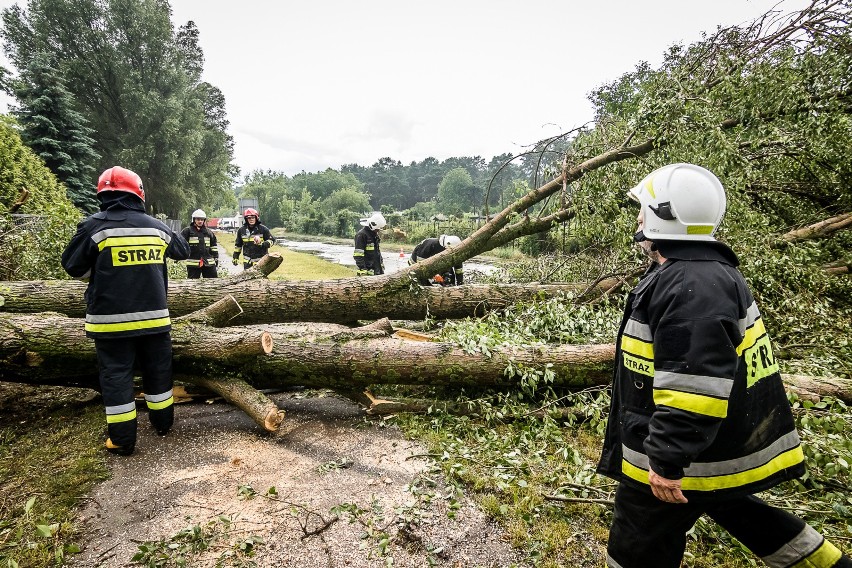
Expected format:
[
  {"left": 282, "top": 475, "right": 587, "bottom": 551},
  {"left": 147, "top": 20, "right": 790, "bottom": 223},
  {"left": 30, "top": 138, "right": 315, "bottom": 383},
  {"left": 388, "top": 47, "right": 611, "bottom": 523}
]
[
  {"left": 780, "top": 212, "right": 852, "bottom": 243},
  {"left": 0, "top": 276, "right": 623, "bottom": 324},
  {"left": 2, "top": 311, "right": 850, "bottom": 404},
  {"left": 821, "top": 258, "right": 850, "bottom": 275},
  {"left": 0, "top": 303, "right": 278, "bottom": 430},
  {"left": 187, "top": 375, "right": 284, "bottom": 432}
]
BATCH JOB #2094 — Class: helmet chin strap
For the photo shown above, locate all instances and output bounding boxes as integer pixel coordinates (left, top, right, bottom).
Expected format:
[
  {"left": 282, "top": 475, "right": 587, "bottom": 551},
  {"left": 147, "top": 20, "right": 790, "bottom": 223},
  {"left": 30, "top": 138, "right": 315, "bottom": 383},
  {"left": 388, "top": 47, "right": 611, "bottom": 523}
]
[{"left": 634, "top": 231, "right": 658, "bottom": 252}]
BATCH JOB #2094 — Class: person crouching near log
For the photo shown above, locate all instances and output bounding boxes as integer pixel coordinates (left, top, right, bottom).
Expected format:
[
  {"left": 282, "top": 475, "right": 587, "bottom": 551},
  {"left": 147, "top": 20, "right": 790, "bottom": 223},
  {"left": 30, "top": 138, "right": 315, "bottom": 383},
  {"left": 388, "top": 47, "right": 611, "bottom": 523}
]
[
  {"left": 354, "top": 212, "right": 386, "bottom": 276},
  {"left": 232, "top": 207, "right": 273, "bottom": 269},
  {"left": 61, "top": 166, "right": 191, "bottom": 456},
  {"left": 408, "top": 234, "right": 464, "bottom": 285},
  {"left": 597, "top": 163, "right": 852, "bottom": 568},
  {"left": 181, "top": 208, "right": 219, "bottom": 278}
]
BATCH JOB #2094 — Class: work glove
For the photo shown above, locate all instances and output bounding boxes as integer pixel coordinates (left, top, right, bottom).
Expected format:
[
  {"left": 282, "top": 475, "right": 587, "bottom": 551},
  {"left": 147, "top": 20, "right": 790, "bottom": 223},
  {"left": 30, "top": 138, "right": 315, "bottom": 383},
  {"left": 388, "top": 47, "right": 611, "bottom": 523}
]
[
  {"left": 232, "top": 258, "right": 239, "bottom": 266},
  {"left": 432, "top": 274, "right": 445, "bottom": 284},
  {"left": 356, "top": 269, "right": 374, "bottom": 276},
  {"left": 253, "top": 236, "right": 262, "bottom": 245}
]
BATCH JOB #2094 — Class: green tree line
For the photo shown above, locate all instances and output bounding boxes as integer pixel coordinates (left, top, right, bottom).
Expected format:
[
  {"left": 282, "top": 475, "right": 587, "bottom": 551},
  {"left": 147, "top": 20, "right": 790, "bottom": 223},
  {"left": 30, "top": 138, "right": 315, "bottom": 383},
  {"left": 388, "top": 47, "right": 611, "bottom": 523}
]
[
  {"left": 232, "top": 155, "right": 536, "bottom": 239},
  {"left": 1, "top": 0, "right": 236, "bottom": 217}
]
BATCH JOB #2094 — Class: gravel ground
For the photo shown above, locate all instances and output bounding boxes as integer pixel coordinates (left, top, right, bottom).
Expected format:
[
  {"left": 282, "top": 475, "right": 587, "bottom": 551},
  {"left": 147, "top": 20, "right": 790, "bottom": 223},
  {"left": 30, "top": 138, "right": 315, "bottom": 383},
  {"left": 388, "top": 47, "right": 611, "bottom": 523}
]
[{"left": 66, "top": 391, "right": 530, "bottom": 568}]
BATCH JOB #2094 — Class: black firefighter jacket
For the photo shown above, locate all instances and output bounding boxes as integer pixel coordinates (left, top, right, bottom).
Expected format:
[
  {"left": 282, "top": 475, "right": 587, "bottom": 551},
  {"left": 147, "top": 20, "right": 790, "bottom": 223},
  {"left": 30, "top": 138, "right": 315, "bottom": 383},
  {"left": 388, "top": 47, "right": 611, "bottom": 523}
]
[
  {"left": 409, "top": 238, "right": 464, "bottom": 285},
  {"left": 233, "top": 222, "right": 273, "bottom": 263},
  {"left": 597, "top": 240, "right": 805, "bottom": 501},
  {"left": 353, "top": 227, "right": 384, "bottom": 275},
  {"left": 181, "top": 224, "right": 219, "bottom": 268},
  {"left": 61, "top": 194, "right": 190, "bottom": 339}
]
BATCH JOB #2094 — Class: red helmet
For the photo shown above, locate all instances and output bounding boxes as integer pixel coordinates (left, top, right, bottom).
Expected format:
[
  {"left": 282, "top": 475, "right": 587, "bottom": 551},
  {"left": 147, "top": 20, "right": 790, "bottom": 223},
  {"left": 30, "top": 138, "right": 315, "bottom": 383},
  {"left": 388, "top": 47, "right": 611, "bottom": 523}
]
[
  {"left": 97, "top": 166, "right": 145, "bottom": 201},
  {"left": 243, "top": 208, "right": 259, "bottom": 220}
]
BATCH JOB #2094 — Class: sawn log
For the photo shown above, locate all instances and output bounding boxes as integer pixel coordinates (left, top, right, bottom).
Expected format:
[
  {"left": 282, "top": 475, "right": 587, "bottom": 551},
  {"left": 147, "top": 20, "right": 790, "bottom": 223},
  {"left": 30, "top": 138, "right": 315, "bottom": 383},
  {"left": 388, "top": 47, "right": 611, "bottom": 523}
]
[
  {"left": 0, "top": 269, "right": 623, "bottom": 325},
  {"left": 2, "top": 312, "right": 850, "bottom": 406}
]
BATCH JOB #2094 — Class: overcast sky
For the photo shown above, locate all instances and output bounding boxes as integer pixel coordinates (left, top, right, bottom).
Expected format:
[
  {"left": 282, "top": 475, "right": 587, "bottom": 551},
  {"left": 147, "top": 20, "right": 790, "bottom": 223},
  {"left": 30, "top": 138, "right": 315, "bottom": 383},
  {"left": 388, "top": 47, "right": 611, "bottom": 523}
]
[{"left": 0, "top": 0, "right": 807, "bottom": 177}]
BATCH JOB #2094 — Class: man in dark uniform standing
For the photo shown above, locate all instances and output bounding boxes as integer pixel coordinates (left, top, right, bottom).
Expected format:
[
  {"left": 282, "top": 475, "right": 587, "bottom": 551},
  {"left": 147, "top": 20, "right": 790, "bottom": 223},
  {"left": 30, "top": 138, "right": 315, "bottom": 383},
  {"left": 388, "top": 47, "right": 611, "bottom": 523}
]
[
  {"left": 61, "top": 166, "right": 190, "bottom": 456},
  {"left": 353, "top": 212, "right": 386, "bottom": 276},
  {"left": 598, "top": 163, "right": 851, "bottom": 568},
  {"left": 231, "top": 207, "right": 273, "bottom": 269},
  {"left": 181, "top": 208, "right": 218, "bottom": 278}
]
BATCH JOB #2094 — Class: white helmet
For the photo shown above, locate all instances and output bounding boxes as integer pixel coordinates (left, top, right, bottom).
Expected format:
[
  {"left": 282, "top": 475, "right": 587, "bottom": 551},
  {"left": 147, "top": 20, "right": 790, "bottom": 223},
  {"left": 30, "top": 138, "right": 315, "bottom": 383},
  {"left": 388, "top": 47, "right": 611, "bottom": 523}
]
[
  {"left": 360, "top": 212, "right": 387, "bottom": 230},
  {"left": 628, "top": 163, "right": 726, "bottom": 241},
  {"left": 191, "top": 208, "right": 207, "bottom": 220},
  {"left": 439, "top": 234, "right": 461, "bottom": 248}
]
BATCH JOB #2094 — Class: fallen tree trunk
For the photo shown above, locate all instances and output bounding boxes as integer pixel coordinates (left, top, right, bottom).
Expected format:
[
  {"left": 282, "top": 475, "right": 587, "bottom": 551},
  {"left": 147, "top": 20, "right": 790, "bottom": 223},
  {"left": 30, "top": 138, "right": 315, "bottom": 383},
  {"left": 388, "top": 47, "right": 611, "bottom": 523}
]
[
  {"left": 822, "top": 258, "right": 851, "bottom": 275},
  {"left": 188, "top": 375, "right": 284, "bottom": 432},
  {"left": 0, "top": 298, "right": 283, "bottom": 431},
  {"left": 780, "top": 211, "right": 852, "bottom": 243},
  {"left": 2, "top": 311, "right": 850, "bottom": 404},
  {"left": 0, "top": 311, "right": 614, "bottom": 389},
  {"left": 0, "top": 274, "right": 622, "bottom": 324}
]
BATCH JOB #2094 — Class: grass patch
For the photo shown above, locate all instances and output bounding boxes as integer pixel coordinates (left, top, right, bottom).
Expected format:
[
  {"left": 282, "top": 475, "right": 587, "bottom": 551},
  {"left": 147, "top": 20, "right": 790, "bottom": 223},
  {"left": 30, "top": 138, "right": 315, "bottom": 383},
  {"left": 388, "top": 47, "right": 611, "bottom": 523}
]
[
  {"left": 264, "top": 247, "right": 356, "bottom": 280},
  {"left": 0, "top": 384, "right": 109, "bottom": 567},
  {"left": 391, "top": 392, "right": 852, "bottom": 566},
  {"left": 392, "top": 392, "right": 615, "bottom": 567},
  {"left": 215, "top": 231, "right": 356, "bottom": 280}
]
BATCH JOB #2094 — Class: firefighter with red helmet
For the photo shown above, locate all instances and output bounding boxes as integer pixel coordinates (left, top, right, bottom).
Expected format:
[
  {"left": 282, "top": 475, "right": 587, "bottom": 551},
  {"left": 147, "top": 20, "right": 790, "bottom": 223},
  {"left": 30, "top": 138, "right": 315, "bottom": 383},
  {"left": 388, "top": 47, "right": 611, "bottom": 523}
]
[
  {"left": 232, "top": 208, "right": 273, "bottom": 269},
  {"left": 181, "top": 209, "right": 219, "bottom": 278},
  {"left": 61, "top": 166, "right": 190, "bottom": 456}
]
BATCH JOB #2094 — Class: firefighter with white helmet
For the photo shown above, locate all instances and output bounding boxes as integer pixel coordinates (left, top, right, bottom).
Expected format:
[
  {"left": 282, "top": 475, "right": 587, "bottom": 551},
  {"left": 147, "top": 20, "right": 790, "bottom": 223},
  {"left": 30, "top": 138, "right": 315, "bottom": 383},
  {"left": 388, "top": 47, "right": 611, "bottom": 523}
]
[
  {"left": 232, "top": 207, "right": 274, "bottom": 269},
  {"left": 598, "top": 163, "right": 851, "bottom": 568},
  {"left": 61, "top": 166, "right": 190, "bottom": 456},
  {"left": 181, "top": 208, "right": 219, "bottom": 278},
  {"left": 353, "top": 212, "right": 386, "bottom": 275},
  {"left": 409, "top": 234, "right": 464, "bottom": 285}
]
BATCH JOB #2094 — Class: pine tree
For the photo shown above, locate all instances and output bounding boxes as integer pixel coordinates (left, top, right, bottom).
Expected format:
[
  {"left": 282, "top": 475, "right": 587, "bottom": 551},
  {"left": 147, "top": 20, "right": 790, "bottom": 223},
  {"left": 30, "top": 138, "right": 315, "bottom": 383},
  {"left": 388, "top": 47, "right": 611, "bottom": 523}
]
[{"left": 11, "top": 54, "right": 100, "bottom": 213}]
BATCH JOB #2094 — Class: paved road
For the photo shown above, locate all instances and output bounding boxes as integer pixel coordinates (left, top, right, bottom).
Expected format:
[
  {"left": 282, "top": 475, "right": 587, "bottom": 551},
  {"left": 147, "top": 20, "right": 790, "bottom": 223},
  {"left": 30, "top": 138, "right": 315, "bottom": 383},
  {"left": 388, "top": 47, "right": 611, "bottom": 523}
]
[{"left": 276, "top": 239, "right": 497, "bottom": 275}]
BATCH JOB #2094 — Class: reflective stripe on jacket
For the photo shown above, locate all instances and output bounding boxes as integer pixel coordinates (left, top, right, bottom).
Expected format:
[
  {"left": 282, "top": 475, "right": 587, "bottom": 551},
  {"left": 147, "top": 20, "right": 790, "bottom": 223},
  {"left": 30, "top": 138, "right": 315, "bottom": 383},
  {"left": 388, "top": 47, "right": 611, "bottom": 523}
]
[
  {"left": 354, "top": 227, "right": 384, "bottom": 274},
  {"left": 233, "top": 222, "right": 273, "bottom": 262},
  {"left": 61, "top": 196, "right": 190, "bottom": 339},
  {"left": 181, "top": 224, "right": 218, "bottom": 267},
  {"left": 597, "top": 240, "right": 805, "bottom": 500}
]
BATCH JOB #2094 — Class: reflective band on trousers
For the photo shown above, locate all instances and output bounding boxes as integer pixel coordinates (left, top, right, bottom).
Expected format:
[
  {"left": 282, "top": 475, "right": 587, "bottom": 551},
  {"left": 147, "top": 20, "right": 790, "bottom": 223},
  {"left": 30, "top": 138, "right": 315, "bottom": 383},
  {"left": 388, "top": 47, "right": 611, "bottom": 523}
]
[
  {"left": 606, "top": 553, "right": 625, "bottom": 568},
  {"left": 762, "top": 525, "right": 843, "bottom": 568},
  {"left": 621, "top": 430, "right": 804, "bottom": 491},
  {"left": 105, "top": 401, "right": 137, "bottom": 424},
  {"left": 145, "top": 390, "right": 174, "bottom": 410},
  {"left": 85, "top": 309, "right": 170, "bottom": 333}
]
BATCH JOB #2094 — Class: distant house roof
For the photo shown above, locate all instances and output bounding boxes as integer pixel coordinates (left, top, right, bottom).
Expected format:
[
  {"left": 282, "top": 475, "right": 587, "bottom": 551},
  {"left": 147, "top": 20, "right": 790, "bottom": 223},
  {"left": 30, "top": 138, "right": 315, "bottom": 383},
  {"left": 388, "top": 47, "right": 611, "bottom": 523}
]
[{"left": 430, "top": 214, "right": 448, "bottom": 221}]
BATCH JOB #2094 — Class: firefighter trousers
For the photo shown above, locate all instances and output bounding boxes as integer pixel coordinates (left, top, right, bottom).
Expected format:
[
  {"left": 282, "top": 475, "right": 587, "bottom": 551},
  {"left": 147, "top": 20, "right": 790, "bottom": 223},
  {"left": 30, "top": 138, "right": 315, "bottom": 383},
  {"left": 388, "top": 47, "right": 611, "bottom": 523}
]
[
  {"left": 607, "top": 482, "right": 852, "bottom": 568},
  {"left": 94, "top": 333, "right": 175, "bottom": 449},
  {"left": 187, "top": 265, "right": 218, "bottom": 278}
]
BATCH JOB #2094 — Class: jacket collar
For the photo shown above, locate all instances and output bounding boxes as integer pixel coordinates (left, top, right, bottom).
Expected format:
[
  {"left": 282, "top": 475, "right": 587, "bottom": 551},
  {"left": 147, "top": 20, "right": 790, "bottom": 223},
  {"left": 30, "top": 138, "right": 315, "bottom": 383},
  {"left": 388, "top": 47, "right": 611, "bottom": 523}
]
[
  {"left": 97, "top": 192, "right": 145, "bottom": 212},
  {"left": 653, "top": 240, "right": 739, "bottom": 267}
]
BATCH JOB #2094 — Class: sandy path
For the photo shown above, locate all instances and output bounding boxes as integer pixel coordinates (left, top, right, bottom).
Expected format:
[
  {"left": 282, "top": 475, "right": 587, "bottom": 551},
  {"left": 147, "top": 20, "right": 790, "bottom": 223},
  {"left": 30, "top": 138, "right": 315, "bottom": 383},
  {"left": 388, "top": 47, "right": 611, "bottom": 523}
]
[{"left": 66, "top": 392, "right": 527, "bottom": 568}]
